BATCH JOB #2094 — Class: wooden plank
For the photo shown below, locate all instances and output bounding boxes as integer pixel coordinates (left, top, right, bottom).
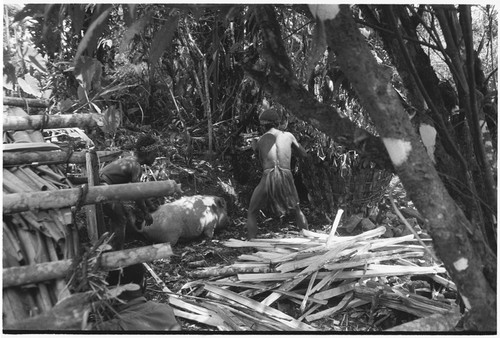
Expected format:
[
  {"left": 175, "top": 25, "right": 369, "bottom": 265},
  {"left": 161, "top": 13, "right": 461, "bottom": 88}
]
[
  {"left": 261, "top": 239, "right": 357, "bottom": 307},
  {"left": 313, "top": 281, "right": 357, "bottom": 300},
  {"left": 237, "top": 264, "right": 447, "bottom": 283},
  {"left": 326, "top": 208, "right": 344, "bottom": 248},
  {"left": 323, "top": 252, "right": 424, "bottom": 270}
]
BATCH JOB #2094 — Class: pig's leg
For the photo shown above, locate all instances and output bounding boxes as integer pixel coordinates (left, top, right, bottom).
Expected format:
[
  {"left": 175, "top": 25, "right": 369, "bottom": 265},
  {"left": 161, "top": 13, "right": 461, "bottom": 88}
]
[{"left": 246, "top": 179, "right": 267, "bottom": 239}]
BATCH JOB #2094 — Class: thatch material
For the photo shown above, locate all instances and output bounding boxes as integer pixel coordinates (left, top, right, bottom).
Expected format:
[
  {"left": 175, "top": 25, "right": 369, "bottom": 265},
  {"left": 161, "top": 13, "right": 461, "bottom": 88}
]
[{"left": 2, "top": 106, "right": 180, "bottom": 330}]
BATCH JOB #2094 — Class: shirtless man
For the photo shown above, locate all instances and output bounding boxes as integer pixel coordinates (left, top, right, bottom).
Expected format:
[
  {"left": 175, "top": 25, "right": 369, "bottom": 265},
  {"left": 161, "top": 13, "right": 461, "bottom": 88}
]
[
  {"left": 100, "top": 135, "right": 158, "bottom": 249},
  {"left": 246, "top": 109, "right": 309, "bottom": 239}
]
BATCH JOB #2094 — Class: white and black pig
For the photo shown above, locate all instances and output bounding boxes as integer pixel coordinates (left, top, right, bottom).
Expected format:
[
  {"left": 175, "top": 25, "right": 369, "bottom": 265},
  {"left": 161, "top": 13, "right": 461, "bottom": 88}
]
[{"left": 131, "top": 195, "right": 229, "bottom": 245}]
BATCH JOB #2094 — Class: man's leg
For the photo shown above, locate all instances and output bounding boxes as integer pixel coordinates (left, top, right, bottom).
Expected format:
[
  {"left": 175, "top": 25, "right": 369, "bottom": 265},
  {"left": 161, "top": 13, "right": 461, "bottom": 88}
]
[
  {"left": 246, "top": 179, "right": 267, "bottom": 240},
  {"left": 295, "top": 205, "right": 309, "bottom": 231}
]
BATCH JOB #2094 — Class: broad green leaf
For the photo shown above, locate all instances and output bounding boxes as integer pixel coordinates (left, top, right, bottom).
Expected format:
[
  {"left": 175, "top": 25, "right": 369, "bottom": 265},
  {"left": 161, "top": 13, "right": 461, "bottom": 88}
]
[
  {"left": 18, "top": 74, "right": 42, "bottom": 97},
  {"left": 58, "top": 98, "right": 75, "bottom": 112},
  {"left": 77, "top": 85, "right": 88, "bottom": 103},
  {"left": 102, "top": 105, "right": 122, "bottom": 135},
  {"left": 74, "top": 56, "right": 102, "bottom": 91}
]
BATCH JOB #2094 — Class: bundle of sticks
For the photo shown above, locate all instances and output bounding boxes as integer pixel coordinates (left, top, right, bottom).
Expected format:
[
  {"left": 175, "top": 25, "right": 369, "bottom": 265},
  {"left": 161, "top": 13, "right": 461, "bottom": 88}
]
[{"left": 164, "top": 224, "right": 458, "bottom": 331}]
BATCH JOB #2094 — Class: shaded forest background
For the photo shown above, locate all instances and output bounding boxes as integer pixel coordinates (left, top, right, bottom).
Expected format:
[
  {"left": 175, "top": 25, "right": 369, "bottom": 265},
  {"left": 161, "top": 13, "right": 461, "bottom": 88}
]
[{"left": 3, "top": 4, "right": 497, "bottom": 331}]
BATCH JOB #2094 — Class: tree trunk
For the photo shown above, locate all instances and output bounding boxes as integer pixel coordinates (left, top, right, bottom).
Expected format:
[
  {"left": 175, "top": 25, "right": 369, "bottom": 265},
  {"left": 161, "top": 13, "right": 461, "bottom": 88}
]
[{"left": 327, "top": 5, "right": 495, "bottom": 331}]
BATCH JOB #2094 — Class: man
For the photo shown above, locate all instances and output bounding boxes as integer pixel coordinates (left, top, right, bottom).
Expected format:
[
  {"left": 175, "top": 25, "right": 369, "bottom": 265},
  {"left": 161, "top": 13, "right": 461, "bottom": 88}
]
[
  {"left": 99, "top": 135, "right": 158, "bottom": 249},
  {"left": 246, "top": 108, "right": 309, "bottom": 239},
  {"left": 93, "top": 264, "right": 181, "bottom": 331}
]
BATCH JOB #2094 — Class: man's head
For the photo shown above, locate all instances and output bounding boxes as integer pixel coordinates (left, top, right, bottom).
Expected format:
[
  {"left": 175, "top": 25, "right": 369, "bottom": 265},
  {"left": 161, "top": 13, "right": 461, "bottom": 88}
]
[
  {"left": 259, "top": 109, "right": 280, "bottom": 129},
  {"left": 135, "top": 135, "right": 158, "bottom": 166}
]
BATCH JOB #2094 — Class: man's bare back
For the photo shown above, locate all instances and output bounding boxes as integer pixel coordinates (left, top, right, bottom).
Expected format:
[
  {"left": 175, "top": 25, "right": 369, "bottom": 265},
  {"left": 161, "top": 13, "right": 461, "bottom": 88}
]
[{"left": 255, "top": 128, "right": 307, "bottom": 170}]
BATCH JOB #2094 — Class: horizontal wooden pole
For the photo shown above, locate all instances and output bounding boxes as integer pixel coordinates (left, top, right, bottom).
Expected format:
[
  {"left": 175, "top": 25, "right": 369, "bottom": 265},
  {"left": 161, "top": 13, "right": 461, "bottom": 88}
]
[
  {"left": 3, "top": 180, "right": 182, "bottom": 214},
  {"left": 3, "top": 113, "right": 104, "bottom": 131},
  {"left": 3, "top": 243, "right": 173, "bottom": 288},
  {"left": 4, "top": 97, "right": 51, "bottom": 108},
  {"left": 3, "top": 150, "right": 122, "bottom": 167}
]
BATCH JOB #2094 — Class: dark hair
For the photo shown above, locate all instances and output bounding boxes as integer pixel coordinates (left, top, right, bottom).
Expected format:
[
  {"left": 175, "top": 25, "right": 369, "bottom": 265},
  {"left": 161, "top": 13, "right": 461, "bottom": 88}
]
[
  {"left": 107, "top": 264, "right": 146, "bottom": 293},
  {"left": 261, "top": 121, "right": 279, "bottom": 129},
  {"left": 135, "top": 135, "right": 157, "bottom": 153}
]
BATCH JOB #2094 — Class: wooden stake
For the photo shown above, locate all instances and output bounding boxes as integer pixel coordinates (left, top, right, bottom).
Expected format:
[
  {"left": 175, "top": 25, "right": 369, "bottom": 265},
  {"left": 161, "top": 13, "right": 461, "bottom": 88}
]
[{"left": 326, "top": 208, "right": 344, "bottom": 248}]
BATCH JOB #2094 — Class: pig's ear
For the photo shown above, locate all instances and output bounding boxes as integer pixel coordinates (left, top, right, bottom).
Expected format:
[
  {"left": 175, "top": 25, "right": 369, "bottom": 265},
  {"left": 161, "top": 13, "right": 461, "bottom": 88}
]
[
  {"left": 215, "top": 197, "right": 226, "bottom": 209},
  {"left": 210, "top": 204, "right": 218, "bottom": 213}
]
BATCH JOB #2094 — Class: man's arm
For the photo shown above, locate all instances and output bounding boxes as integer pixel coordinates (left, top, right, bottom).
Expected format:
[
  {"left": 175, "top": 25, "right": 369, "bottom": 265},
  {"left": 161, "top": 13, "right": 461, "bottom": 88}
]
[
  {"left": 131, "top": 163, "right": 154, "bottom": 226},
  {"left": 289, "top": 133, "right": 308, "bottom": 158}
]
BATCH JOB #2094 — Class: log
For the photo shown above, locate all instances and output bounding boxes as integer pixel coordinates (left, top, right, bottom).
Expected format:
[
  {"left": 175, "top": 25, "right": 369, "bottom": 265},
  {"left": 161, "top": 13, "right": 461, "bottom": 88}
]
[
  {"left": 3, "top": 243, "right": 173, "bottom": 288},
  {"left": 3, "top": 150, "right": 122, "bottom": 167},
  {"left": 3, "top": 96, "right": 51, "bottom": 108},
  {"left": 3, "top": 180, "right": 182, "bottom": 214},
  {"left": 3, "top": 113, "right": 104, "bottom": 131},
  {"left": 188, "top": 263, "right": 274, "bottom": 279}
]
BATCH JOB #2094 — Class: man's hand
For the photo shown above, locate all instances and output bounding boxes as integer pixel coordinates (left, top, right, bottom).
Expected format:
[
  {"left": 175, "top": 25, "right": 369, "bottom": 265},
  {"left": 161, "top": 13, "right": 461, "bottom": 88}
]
[{"left": 144, "top": 213, "right": 153, "bottom": 226}]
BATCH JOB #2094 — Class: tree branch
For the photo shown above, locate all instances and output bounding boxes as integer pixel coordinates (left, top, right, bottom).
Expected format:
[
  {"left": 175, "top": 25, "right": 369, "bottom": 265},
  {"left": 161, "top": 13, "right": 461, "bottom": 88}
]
[{"left": 246, "top": 5, "right": 392, "bottom": 169}]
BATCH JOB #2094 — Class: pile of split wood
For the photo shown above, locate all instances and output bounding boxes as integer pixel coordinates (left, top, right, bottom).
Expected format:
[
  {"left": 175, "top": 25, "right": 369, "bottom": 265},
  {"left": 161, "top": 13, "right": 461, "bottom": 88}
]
[{"left": 166, "top": 225, "right": 458, "bottom": 331}]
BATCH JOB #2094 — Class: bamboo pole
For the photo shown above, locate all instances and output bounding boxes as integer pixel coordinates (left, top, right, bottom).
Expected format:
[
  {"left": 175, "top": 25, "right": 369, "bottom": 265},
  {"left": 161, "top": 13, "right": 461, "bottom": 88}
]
[
  {"left": 3, "top": 113, "right": 104, "bottom": 131},
  {"left": 3, "top": 168, "right": 34, "bottom": 193},
  {"left": 3, "top": 97, "right": 51, "bottom": 108},
  {"left": 3, "top": 150, "right": 122, "bottom": 167},
  {"left": 3, "top": 180, "right": 182, "bottom": 214},
  {"left": 17, "top": 167, "right": 50, "bottom": 190},
  {"left": 3, "top": 243, "right": 174, "bottom": 288}
]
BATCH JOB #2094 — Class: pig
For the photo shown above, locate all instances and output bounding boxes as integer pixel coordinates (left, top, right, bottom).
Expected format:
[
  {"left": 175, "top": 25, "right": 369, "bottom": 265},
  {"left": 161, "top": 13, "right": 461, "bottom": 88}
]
[{"left": 131, "top": 195, "right": 229, "bottom": 245}]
